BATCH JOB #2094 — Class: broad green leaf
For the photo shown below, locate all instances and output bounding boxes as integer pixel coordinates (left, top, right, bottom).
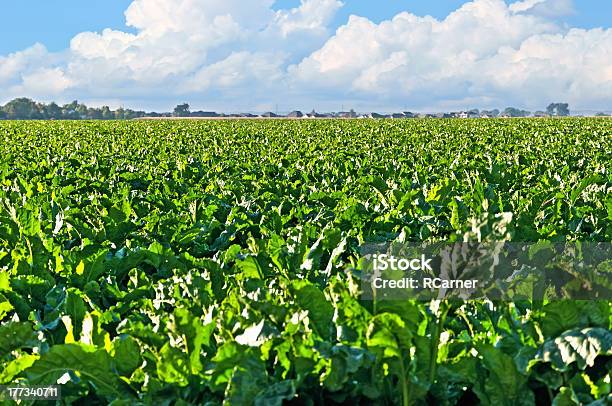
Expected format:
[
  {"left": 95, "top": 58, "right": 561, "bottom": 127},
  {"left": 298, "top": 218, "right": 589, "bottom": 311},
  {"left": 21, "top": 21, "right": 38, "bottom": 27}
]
[
  {"left": 25, "top": 343, "right": 131, "bottom": 398},
  {"left": 533, "top": 328, "right": 612, "bottom": 372},
  {"left": 0, "top": 322, "right": 38, "bottom": 353},
  {"left": 475, "top": 344, "right": 534, "bottom": 406},
  {"left": 157, "top": 343, "right": 191, "bottom": 386},
  {"left": 254, "top": 380, "right": 296, "bottom": 406},
  {"left": 0, "top": 353, "right": 38, "bottom": 383},
  {"left": 552, "top": 387, "right": 580, "bottom": 406},
  {"left": 293, "top": 281, "right": 334, "bottom": 339},
  {"left": 112, "top": 336, "right": 142, "bottom": 377}
]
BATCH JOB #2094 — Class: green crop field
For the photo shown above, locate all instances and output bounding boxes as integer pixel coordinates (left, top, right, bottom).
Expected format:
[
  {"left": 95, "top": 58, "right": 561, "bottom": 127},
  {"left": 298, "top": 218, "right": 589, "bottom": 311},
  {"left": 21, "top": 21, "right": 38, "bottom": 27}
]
[{"left": 0, "top": 118, "right": 610, "bottom": 405}]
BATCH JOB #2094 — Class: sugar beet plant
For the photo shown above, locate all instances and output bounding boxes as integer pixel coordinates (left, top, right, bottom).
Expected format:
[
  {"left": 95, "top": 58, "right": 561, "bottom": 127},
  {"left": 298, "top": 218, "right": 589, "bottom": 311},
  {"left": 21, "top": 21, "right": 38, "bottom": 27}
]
[{"left": 0, "top": 119, "right": 611, "bottom": 405}]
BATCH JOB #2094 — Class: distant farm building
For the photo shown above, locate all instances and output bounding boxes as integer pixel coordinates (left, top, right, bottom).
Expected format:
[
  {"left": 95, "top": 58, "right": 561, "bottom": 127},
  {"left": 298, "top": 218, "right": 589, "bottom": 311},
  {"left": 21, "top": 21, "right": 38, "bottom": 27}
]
[
  {"left": 191, "top": 111, "right": 218, "bottom": 117},
  {"left": 261, "top": 112, "right": 279, "bottom": 118},
  {"left": 288, "top": 110, "right": 304, "bottom": 118},
  {"left": 337, "top": 109, "right": 357, "bottom": 118}
]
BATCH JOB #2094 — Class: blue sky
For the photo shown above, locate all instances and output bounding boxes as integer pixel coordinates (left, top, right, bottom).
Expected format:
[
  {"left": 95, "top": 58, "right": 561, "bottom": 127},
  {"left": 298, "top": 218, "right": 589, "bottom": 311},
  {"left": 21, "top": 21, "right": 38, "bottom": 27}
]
[
  {"left": 2, "top": 0, "right": 611, "bottom": 55},
  {"left": 1, "top": 0, "right": 611, "bottom": 112}
]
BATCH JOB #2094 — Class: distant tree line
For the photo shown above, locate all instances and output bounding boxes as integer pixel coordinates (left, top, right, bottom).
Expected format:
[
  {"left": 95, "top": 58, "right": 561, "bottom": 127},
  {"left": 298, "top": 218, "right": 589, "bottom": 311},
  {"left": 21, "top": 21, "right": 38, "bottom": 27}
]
[
  {"left": 0, "top": 98, "right": 160, "bottom": 120},
  {"left": 0, "top": 99, "right": 219, "bottom": 120},
  {"left": 495, "top": 104, "right": 570, "bottom": 118},
  {"left": 502, "top": 107, "right": 532, "bottom": 117},
  {"left": 0, "top": 98, "right": 580, "bottom": 120}
]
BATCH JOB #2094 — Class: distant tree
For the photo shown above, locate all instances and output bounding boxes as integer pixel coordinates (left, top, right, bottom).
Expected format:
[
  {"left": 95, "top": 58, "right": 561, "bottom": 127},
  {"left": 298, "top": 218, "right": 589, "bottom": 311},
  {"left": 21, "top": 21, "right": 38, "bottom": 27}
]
[
  {"left": 76, "top": 103, "right": 88, "bottom": 119},
  {"left": 87, "top": 107, "right": 103, "bottom": 120},
  {"left": 62, "top": 100, "right": 80, "bottom": 119},
  {"left": 503, "top": 107, "right": 530, "bottom": 117},
  {"left": 481, "top": 109, "right": 499, "bottom": 117},
  {"left": 123, "top": 109, "right": 143, "bottom": 120},
  {"left": 557, "top": 103, "right": 570, "bottom": 116},
  {"left": 26, "top": 102, "right": 43, "bottom": 119},
  {"left": 3, "top": 98, "right": 39, "bottom": 119},
  {"left": 0, "top": 110, "right": 6, "bottom": 119},
  {"left": 115, "top": 107, "right": 126, "bottom": 120},
  {"left": 173, "top": 103, "right": 190, "bottom": 117},
  {"left": 45, "top": 102, "right": 63, "bottom": 119},
  {"left": 546, "top": 103, "right": 570, "bottom": 116},
  {"left": 595, "top": 112, "right": 608, "bottom": 117},
  {"left": 101, "top": 106, "right": 114, "bottom": 120}
]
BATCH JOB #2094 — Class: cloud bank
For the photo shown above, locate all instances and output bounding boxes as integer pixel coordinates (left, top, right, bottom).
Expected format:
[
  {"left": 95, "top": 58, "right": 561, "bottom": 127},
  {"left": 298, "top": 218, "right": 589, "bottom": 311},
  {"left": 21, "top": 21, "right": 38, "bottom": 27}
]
[{"left": 0, "top": 0, "right": 611, "bottom": 111}]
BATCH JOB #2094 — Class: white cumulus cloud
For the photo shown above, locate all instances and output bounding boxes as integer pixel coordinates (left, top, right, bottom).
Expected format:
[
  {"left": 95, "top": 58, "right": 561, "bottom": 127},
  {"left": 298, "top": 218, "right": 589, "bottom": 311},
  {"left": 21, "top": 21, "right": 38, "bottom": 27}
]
[
  {"left": 274, "top": 0, "right": 343, "bottom": 37},
  {"left": 290, "top": 0, "right": 612, "bottom": 110},
  {"left": 0, "top": 44, "right": 49, "bottom": 86},
  {"left": 0, "top": 0, "right": 610, "bottom": 111}
]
